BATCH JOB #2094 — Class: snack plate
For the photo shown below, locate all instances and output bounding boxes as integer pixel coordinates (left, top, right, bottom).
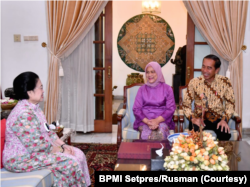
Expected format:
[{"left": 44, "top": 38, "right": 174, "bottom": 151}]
[{"left": 167, "top": 132, "right": 189, "bottom": 143}]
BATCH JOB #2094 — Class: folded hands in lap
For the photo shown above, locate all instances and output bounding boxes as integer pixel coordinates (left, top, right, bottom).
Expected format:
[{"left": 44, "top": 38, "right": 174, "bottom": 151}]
[
  {"left": 63, "top": 144, "right": 75, "bottom": 155},
  {"left": 51, "top": 145, "right": 75, "bottom": 156},
  {"left": 143, "top": 116, "right": 165, "bottom": 130}
]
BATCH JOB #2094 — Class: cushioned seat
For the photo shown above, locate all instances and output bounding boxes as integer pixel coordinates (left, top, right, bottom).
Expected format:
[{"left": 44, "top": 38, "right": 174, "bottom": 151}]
[
  {"left": 178, "top": 85, "right": 242, "bottom": 141},
  {"left": 1, "top": 118, "right": 54, "bottom": 187},
  {"left": 117, "top": 83, "right": 178, "bottom": 148},
  {"left": 1, "top": 168, "right": 54, "bottom": 187}
]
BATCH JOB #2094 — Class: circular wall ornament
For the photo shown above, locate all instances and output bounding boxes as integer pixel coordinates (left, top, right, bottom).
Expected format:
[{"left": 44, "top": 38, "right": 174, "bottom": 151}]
[{"left": 117, "top": 14, "right": 175, "bottom": 72}]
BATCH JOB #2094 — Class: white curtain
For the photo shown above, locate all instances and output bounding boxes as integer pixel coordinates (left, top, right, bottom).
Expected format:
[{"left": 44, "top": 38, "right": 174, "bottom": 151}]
[
  {"left": 45, "top": 1, "right": 108, "bottom": 123},
  {"left": 210, "top": 47, "right": 229, "bottom": 76},
  {"left": 59, "top": 26, "right": 94, "bottom": 134}
]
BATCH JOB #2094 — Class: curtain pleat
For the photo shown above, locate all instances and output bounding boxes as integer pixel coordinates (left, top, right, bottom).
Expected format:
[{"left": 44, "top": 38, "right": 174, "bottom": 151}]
[
  {"left": 45, "top": 1, "right": 108, "bottom": 123},
  {"left": 183, "top": 0, "right": 248, "bottom": 134},
  {"left": 60, "top": 26, "right": 94, "bottom": 135}
]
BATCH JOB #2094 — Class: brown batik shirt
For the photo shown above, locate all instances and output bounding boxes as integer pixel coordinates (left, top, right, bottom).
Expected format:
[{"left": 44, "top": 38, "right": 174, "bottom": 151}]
[{"left": 183, "top": 74, "right": 235, "bottom": 123}]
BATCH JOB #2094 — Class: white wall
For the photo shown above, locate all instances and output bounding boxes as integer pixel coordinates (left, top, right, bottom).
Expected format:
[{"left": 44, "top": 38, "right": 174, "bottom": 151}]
[
  {"left": 112, "top": 1, "right": 187, "bottom": 96},
  {"left": 1, "top": 1, "right": 48, "bottom": 99},
  {"left": 242, "top": 2, "right": 250, "bottom": 129}
]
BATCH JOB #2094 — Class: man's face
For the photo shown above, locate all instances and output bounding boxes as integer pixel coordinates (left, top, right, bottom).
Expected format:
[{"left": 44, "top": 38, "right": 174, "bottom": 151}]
[{"left": 201, "top": 58, "right": 219, "bottom": 82}]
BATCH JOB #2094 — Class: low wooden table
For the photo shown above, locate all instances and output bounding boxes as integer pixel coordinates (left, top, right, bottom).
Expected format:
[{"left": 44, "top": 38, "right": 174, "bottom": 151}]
[
  {"left": 219, "top": 141, "right": 250, "bottom": 170},
  {"left": 116, "top": 140, "right": 250, "bottom": 171},
  {"left": 116, "top": 139, "right": 171, "bottom": 171}
]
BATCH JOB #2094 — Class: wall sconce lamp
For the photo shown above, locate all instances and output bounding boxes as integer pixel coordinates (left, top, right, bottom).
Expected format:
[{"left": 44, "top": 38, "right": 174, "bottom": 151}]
[{"left": 142, "top": 0, "right": 161, "bottom": 14}]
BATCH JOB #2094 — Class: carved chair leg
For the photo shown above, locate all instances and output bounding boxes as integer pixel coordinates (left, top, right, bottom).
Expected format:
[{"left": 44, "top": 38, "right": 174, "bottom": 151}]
[
  {"left": 234, "top": 116, "right": 242, "bottom": 141},
  {"left": 180, "top": 122, "right": 183, "bottom": 132},
  {"left": 175, "top": 124, "right": 178, "bottom": 133},
  {"left": 117, "top": 123, "right": 122, "bottom": 150},
  {"left": 67, "top": 137, "right": 71, "bottom": 145},
  {"left": 138, "top": 126, "right": 143, "bottom": 139},
  {"left": 236, "top": 124, "right": 242, "bottom": 141}
]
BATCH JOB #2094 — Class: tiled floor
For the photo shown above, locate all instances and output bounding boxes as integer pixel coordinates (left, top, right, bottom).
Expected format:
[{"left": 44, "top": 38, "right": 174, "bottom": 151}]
[
  {"left": 73, "top": 124, "right": 250, "bottom": 145},
  {"left": 73, "top": 125, "right": 118, "bottom": 144},
  {"left": 242, "top": 134, "right": 250, "bottom": 145},
  {"left": 72, "top": 99, "right": 122, "bottom": 144},
  {"left": 73, "top": 99, "right": 250, "bottom": 145}
]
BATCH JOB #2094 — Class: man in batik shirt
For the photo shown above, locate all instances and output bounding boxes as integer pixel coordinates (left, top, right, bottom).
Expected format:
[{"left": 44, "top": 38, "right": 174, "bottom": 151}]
[{"left": 183, "top": 54, "right": 235, "bottom": 140}]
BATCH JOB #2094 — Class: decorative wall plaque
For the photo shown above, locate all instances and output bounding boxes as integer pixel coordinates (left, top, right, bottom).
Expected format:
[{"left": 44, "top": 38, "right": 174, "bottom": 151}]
[{"left": 117, "top": 14, "right": 175, "bottom": 72}]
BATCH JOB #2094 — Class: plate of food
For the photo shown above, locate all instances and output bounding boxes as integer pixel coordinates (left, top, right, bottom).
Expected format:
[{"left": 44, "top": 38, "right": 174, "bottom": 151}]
[{"left": 167, "top": 132, "right": 189, "bottom": 143}]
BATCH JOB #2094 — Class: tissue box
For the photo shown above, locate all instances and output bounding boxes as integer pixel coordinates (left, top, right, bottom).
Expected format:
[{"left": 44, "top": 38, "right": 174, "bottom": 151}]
[{"left": 151, "top": 148, "right": 169, "bottom": 171}]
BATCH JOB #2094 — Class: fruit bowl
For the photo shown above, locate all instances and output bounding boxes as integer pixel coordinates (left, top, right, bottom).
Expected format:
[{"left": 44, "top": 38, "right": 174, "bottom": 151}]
[
  {"left": 1, "top": 103, "right": 17, "bottom": 110},
  {"left": 1, "top": 98, "right": 18, "bottom": 110}
]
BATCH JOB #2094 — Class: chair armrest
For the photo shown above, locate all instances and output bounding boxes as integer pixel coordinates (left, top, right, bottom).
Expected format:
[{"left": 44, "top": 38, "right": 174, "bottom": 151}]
[
  {"left": 232, "top": 112, "right": 241, "bottom": 123},
  {"left": 117, "top": 109, "right": 129, "bottom": 149},
  {"left": 117, "top": 108, "right": 126, "bottom": 117},
  {"left": 231, "top": 112, "right": 242, "bottom": 141},
  {"left": 233, "top": 115, "right": 241, "bottom": 124}
]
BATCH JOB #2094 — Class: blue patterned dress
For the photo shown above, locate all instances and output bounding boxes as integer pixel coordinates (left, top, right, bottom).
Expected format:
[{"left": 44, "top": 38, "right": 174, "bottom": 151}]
[{"left": 3, "top": 100, "right": 90, "bottom": 187}]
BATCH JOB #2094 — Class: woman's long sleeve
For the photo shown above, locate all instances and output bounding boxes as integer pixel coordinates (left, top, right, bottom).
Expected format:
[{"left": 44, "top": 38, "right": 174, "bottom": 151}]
[
  {"left": 133, "top": 87, "right": 146, "bottom": 121},
  {"left": 11, "top": 111, "right": 51, "bottom": 153},
  {"left": 160, "top": 87, "right": 176, "bottom": 121}
]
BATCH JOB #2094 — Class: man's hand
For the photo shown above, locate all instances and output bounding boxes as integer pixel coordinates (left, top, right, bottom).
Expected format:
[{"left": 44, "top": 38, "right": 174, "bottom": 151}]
[
  {"left": 217, "top": 120, "right": 230, "bottom": 133},
  {"left": 191, "top": 117, "right": 202, "bottom": 127}
]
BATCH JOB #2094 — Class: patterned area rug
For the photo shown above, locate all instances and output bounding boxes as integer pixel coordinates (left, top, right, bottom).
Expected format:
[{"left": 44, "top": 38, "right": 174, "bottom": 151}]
[{"left": 72, "top": 143, "right": 117, "bottom": 187}]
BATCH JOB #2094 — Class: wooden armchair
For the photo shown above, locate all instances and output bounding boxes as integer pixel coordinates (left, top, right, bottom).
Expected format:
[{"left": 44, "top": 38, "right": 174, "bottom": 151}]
[
  {"left": 117, "top": 83, "right": 179, "bottom": 149},
  {"left": 178, "top": 85, "right": 242, "bottom": 141}
]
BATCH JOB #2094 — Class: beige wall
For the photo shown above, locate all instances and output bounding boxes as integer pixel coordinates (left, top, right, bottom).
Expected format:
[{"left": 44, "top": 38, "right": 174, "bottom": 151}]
[
  {"left": 242, "top": 2, "right": 250, "bottom": 129},
  {"left": 112, "top": 1, "right": 187, "bottom": 96}
]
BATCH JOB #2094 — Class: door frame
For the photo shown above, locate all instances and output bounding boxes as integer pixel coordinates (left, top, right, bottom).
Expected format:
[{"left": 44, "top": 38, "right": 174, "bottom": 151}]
[
  {"left": 186, "top": 13, "right": 208, "bottom": 85},
  {"left": 93, "top": 1, "right": 112, "bottom": 133}
]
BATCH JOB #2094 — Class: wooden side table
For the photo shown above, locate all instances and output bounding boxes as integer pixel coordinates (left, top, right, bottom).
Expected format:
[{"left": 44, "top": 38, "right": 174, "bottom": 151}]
[
  {"left": 112, "top": 103, "right": 124, "bottom": 124},
  {"left": 53, "top": 128, "right": 64, "bottom": 138},
  {"left": 60, "top": 128, "right": 73, "bottom": 145}
]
